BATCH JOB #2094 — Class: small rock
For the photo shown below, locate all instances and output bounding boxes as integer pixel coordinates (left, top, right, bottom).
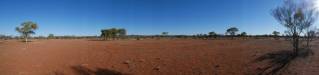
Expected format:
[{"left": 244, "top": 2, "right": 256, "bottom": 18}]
[
  {"left": 155, "top": 57, "right": 161, "bottom": 60},
  {"left": 123, "top": 60, "right": 131, "bottom": 64},
  {"left": 215, "top": 65, "right": 220, "bottom": 68},
  {"left": 256, "top": 67, "right": 262, "bottom": 70},
  {"left": 80, "top": 64, "right": 89, "bottom": 67},
  {"left": 252, "top": 54, "right": 256, "bottom": 57},
  {"left": 153, "top": 66, "right": 160, "bottom": 71},
  {"left": 111, "top": 65, "right": 115, "bottom": 68}
]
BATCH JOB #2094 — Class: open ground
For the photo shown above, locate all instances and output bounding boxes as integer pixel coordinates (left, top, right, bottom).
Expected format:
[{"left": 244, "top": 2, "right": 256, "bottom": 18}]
[{"left": 0, "top": 39, "right": 318, "bottom": 75}]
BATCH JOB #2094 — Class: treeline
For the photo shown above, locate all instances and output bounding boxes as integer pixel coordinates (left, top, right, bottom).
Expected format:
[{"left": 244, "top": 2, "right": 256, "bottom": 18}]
[
  {"left": 3, "top": 26, "right": 318, "bottom": 40},
  {"left": 0, "top": 35, "right": 100, "bottom": 40},
  {"left": 1, "top": 27, "right": 318, "bottom": 40},
  {"left": 0, "top": 33, "right": 314, "bottom": 40}
]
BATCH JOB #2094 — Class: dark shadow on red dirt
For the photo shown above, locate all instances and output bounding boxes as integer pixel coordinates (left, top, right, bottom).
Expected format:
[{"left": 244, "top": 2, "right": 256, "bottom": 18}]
[
  {"left": 87, "top": 39, "right": 108, "bottom": 41},
  {"left": 52, "top": 65, "right": 128, "bottom": 75},
  {"left": 250, "top": 48, "right": 314, "bottom": 75},
  {"left": 71, "top": 65, "right": 128, "bottom": 75}
]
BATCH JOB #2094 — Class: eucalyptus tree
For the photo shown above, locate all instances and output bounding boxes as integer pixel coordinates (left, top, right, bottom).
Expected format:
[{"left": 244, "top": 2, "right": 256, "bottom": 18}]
[
  {"left": 254, "top": 1, "right": 318, "bottom": 74},
  {"left": 272, "top": 0, "right": 318, "bottom": 55},
  {"left": 101, "top": 28, "right": 127, "bottom": 40},
  {"left": 109, "top": 28, "right": 118, "bottom": 39},
  {"left": 101, "top": 29, "right": 110, "bottom": 40},
  {"left": 226, "top": 27, "right": 239, "bottom": 39},
  {"left": 15, "top": 21, "right": 38, "bottom": 42},
  {"left": 118, "top": 28, "right": 127, "bottom": 39}
]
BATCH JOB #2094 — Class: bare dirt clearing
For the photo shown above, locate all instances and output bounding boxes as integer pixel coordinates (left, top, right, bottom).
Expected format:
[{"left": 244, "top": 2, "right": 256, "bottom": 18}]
[{"left": 0, "top": 39, "right": 318, "bottom": 75}]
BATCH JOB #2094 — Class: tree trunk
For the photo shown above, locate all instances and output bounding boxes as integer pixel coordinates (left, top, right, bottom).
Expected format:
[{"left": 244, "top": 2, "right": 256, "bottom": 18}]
[
  {"left": 25, "top": 37, "right": 28, "bottom": 43},
  {"left": 292, "top": 32, "right": 299, "bottom": 56},
  {"left": 295, "top": 36, "right": 299, "bottom": 56},
  {"left": 24, "top": 34, "right": 28, "bottom": 43},
  {"left": 306, "top": 34, "right": 311, "bottom": 48}
]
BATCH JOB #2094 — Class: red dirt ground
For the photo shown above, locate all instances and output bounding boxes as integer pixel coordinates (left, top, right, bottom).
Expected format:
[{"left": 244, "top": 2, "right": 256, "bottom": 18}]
[{"left": 0, "top": 39, "right": 318, "bottom": 75}]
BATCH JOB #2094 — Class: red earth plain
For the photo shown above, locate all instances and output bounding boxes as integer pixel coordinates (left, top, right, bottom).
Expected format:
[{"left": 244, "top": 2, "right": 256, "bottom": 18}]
[{"left": 0, "top": 39, "right": 319, "bottom": 75}]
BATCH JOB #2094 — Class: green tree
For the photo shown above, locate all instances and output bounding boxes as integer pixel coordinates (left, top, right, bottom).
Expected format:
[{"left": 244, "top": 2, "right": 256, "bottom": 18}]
[
  {"left": 101, "top": 29, "right": 110, "bottom": 40},
  {"left": 109, "top": 28, "right": 118, "bottom": 39},
  {"left": 101, "top": 28, "right": 127, "bottom": 40},
  {"left": 118, "top": 28, "right": 127, "bottom": 39},
  {"left": 226, "top": 27, "right": 239, "bottom": 39},
  {"left": 15, "top": 21, "right": 38, "bottom": 42}
]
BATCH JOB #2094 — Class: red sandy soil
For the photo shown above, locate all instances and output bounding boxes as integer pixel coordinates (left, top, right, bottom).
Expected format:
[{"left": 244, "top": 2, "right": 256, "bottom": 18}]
[{"left": 0, "top": 39, "right": 318, "bottom": 75}]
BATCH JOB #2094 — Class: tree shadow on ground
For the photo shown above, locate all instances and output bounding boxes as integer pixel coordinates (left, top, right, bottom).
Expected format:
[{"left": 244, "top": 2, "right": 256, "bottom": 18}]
[
  {"left": 88, "top": 40, "right": 103, "bottom": 41},
  {"left": 87, "top": 39, "right": 109, "bottom": 41},
  {"left": 18, "top": 40, "right": 34, "bottom": 42},
  {"left": 53, "top": 71, "right": 65, "bottom": 75},
  {"left": 53, "top": 65, "right": 128, "bottom": 75},
  {"left": 71, "top": 65, "right": 128, "bottom": 75},
  {"left": 252, "top": 48, "right": 314, "bottom": 75}
]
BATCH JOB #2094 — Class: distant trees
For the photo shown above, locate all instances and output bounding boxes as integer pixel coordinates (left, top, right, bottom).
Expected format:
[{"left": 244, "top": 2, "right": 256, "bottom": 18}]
[
  {"left": 305, "top": 29, "right": 317, "bottom": 47},
  {"left": 272, "top": 0, "right": 318, "bottom": 55},
  {"left": 272, "top": 31, "right": 280, "bottom": 40},
  {"left": 161, "top": 32, "right": 169, "bottom": 36},
  {"left": 52, "top": 35, "right": 99, "bottom": 39},
  {"left": 272, "top": 31, "right": 280, "bottom": 36},
  {"left": 240, "top": 32, "right": 247, "bottom": 36},
  {"left": 15, "top": 21, "right": 38, "bottom": 42},
  {"left": 48, "top": 34, "right": 54, "bottom": 39},
  {"left": 101, "top": 28, "right": 127, "bottom": 40},
  {"left": 226, "top": 27, "right": 239, "bottom": 39},
  {"left": 118, "top": 28, "right": 127, "bottom": 39},
  {"left": 316, "top": 31, "right": 319, "bottom": 37},
  {"left": 226, "top": 27, "right": 239, "bottom": 36},
  {"left": 0, "top": 35, "right": 15, "bottom": 40},
  {"left": 208, "top": 31, "right": 218, "bottom": 38}
]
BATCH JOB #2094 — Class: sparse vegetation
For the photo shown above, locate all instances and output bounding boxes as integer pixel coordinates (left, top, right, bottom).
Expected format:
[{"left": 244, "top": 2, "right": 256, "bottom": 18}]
[{"left": 2, "top": 0, "right": 319, "bottom": 75}]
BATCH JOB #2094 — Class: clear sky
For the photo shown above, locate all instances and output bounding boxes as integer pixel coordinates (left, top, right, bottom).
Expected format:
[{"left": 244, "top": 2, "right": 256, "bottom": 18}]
[{"left": 0, "top": 0, "right": 294, "bottom": 36}]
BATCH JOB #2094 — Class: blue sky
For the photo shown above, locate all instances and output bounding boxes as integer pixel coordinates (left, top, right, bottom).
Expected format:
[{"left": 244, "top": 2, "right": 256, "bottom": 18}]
[{"left": 0, "top": 0, "right": 291, "bottom": 36}]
